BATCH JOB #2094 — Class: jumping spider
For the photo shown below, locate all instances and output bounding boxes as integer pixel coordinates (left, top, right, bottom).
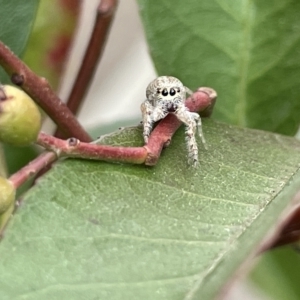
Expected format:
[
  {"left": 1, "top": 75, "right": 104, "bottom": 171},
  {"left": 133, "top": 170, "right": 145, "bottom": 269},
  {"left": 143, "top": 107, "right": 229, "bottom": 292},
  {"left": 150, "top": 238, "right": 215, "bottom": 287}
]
[{"left": 141, "top": 76, "right": 206, "bottom": 166}]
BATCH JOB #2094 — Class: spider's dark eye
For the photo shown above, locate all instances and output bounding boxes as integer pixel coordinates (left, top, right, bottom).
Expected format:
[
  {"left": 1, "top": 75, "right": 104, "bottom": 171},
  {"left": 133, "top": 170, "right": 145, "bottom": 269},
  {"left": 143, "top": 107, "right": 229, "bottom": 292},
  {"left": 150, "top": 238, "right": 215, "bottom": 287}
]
[
  {"left": 157, "top": 88, "right": 161, "bottom": 94},
  {"left": 170, "top": 88, "right": 176, "bottom": 96},
  {"left": 177, "top": 88, "right": 180, "bottom": 93},
  {"left": 162, "top": 88, "right": 168, "bottom": 96}
]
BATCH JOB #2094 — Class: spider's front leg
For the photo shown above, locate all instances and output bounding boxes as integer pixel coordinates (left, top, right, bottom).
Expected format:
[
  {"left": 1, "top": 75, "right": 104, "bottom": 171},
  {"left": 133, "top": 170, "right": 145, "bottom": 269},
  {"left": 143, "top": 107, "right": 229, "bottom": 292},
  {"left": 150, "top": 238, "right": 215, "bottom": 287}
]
[
  {"left": 184, "top": 86, "right": 193, "bottom": 96},
  {"left": 175, "top": 104, "right": 199, "bottom": 166},
  {"left": 140, "top": 100, "right": 153, "bottom": 144},
  {"left": 140, "top": 100, "right": 167, "bottom": 144}
]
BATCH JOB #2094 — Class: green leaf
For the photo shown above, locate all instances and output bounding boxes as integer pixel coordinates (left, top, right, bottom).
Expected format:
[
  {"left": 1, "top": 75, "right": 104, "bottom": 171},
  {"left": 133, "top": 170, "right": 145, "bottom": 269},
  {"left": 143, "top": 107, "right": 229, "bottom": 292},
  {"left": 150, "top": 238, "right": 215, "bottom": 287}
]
[
  {"left": 137, "top": 0, "right": 300, "bottom": 135},
  {"left": 1, "top": 119, "right": 300, "bottom": 299},
  {"left": 0, "top": 0, "right": 40, "bottom": 83},
  {"left": 88, "top": 118, "right": 141, "bottom": 139},
  {"left": 250, "top": 247, "right": 300, "bottom": 300}
]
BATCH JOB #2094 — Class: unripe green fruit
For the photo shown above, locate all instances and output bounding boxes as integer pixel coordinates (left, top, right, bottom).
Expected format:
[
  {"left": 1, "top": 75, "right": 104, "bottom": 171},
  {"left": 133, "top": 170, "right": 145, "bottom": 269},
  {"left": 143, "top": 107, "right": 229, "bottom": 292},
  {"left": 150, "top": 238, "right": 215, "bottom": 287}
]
[
  {"left": 0, "top": 177, "right": 15, "bottom": 214},
  {"left": 0, "top": 85, "right": 41, "bottom": 146}
]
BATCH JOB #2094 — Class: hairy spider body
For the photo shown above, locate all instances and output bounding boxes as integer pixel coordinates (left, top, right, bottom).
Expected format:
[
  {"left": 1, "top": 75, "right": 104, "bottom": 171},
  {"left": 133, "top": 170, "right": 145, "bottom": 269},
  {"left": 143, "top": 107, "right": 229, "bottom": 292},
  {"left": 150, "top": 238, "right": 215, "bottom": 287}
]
[{"left": 141, "top": 76, "right": 206, "bottom": 166}]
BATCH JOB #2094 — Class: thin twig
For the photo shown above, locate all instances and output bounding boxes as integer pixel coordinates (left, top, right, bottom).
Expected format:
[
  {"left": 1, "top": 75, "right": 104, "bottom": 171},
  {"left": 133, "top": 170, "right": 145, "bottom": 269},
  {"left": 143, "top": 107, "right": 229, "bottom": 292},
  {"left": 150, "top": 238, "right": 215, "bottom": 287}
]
[
  {"left": 37, "top": 88, "right": 217, "bottom": 165},
  {"left": 8, "top": 152, "right": 57, "bottom": 189},
  {"left": 0, "top": 41, "right": 91, "bottom": 142},
  {"left": 55, "top": 0, "right": 118, "bottom": 139},
  {"left": 38, "top": 133, "right": 147, "bottom": 164},
  {"left": 2, "top": 151, "right": 57, "bottom": 237}
]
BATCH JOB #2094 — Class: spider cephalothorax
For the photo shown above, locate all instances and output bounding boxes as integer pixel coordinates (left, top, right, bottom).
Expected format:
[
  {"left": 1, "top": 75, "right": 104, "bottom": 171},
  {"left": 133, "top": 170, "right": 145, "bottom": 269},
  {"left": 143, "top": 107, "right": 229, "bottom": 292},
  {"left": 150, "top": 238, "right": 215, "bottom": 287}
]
[
  {"left": 146, "top": 76, "right": 186, "bottom": 109},
  {"left": 141, "top": 76, "right": 206, "bottom": 166}
]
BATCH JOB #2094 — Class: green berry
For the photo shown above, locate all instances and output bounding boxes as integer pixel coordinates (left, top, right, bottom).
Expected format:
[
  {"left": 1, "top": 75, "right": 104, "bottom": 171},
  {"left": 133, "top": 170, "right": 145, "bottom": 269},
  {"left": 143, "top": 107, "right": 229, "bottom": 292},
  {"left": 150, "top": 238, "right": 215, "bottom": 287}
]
[
  {"left": 0, "top": 177, "right": 15, "bottom": 214},
  {"left": 0, "top": 85, "right": 41, "bottom": 146}
]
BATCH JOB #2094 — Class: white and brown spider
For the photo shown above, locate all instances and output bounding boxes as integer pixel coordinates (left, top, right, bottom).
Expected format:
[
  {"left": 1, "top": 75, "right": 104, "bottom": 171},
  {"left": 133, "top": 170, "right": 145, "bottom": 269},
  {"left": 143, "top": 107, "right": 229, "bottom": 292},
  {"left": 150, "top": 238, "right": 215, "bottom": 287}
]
[{"left": 141, "top": 76, "right": 206, "bottom": 166}]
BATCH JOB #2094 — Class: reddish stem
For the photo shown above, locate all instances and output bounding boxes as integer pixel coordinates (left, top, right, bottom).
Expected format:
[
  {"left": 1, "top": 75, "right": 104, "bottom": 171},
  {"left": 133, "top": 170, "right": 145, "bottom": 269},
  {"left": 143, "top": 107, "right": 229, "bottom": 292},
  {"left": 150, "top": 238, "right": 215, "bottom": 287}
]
[
  {"left": 38, "top": 132, "right": 147, "bottom": 164},
  {"left": 9, "top": 152, "right": 57, "bottom": 189},
  {"left": 266, "top": 205, "right": 300, "bottom": 250},
  {"left": 55, "top": 0, "right": 118, "bottom": 139},
  {"left": 0, "top": 41, "right": 91, "bottom": 142}
]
